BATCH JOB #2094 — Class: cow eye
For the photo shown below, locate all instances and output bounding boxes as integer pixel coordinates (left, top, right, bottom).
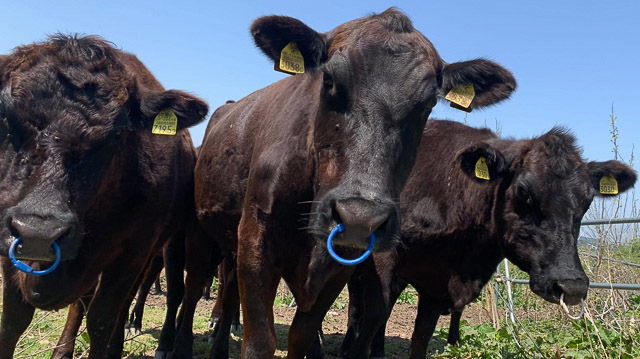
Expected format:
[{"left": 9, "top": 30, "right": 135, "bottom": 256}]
[
  {"left": 513, "top": 184, "right": 543, "bottom": 225},
  {"left": 0, "top": 119, "right": 7, "bottom": 140},
  {"left": 4, "top": 119, "right": 26, "bottom": 150},
  {"left": 515, "top": 184, "right": 529, "bottom": 202},
  {"left": 514, "top": 184, "right": 533, "bottom": 211},
  {"left": 321, "top": 54, "right": 351, "bottom": 113},
  {"left": 322, "top": 76, "right": 349, "bottom": 113},
  {"left": 322, "top": 72, "right": 334, "bottom": 91}
]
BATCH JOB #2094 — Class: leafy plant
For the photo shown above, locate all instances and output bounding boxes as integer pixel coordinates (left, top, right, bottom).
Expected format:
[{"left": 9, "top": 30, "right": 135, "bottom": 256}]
[{"left": 397, "top": 285, "right": 418, "bottom": 305}]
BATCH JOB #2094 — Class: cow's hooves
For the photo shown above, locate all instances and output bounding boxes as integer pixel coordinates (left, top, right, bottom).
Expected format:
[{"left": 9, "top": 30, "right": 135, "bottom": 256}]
[
  {"left": 125, "top": 327, "right": 142, "bottom": 337},
  {"left": 231, "top": 323, "right": 243, "bottom": 332},
  {"left": 207, "top": 317, "right": 216, "bottom": 329},
  {"left": 318, "top": 330, "right": 326, "bottom": 345},
  {"left": 154, "top": 351, "right": 167, "bottom": 359}
]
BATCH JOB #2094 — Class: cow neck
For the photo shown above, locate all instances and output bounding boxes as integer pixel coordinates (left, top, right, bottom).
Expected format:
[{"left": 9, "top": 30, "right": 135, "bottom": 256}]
[
  {"left": 487, "top": 136, "right": 521, "bottom": 264},
  {"left": 300, "top": 72, "right": 322, "bottom": 186},
  {"left": 453, "top": 176, "right": 507, "bottom": 300},
  {"left": 446, "top": 140, "right": 528, "bottom": 308}
]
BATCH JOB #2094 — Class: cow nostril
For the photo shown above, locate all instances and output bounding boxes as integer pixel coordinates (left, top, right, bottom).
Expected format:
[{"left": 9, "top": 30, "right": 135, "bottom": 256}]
[
  {"left": 8, "top": 219, "right": 21, "bottom": 239},
  {"left": 556, "top": 279, "right": 588, "bottom": 305}
]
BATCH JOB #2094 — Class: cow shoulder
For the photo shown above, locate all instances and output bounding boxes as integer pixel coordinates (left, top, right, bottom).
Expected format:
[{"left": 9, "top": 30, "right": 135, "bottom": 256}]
[{"left": 248, "top": 120, "right": 314, "bottom": 216}]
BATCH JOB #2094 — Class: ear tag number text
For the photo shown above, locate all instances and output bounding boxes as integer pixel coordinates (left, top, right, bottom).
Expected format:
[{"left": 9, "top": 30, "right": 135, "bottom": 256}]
[
  {"left": 152, "top": 109, "right": 178, "bottom": 136},
  {"left": 446, "top": 83, "right": 475, "bottom": 110},
  {"left": 599, "top": 175, "right": 618, "bottom": 194},
  {"left": 475, "top": 156, "right": 490, "bottom": 180},
  {"left": 276, "top": 42, "right": 305, "bottom": 75}
]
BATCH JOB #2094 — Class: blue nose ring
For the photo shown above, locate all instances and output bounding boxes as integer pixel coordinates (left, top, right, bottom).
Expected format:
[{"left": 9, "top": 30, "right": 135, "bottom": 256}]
[
  {"left": 9, "top": 238, "right": 61, "bottom": 276},
  {"left": 326, "top": 223, "right": 375, "bottom": 266}
]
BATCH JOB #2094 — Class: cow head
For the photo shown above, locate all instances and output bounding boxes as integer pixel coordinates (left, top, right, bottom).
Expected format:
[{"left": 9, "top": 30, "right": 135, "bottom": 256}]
[
  {"left": 251, "top": 8, "right": 516, "bottom": 251},
  {"left": 458, "top": 129, "right": 636, "bottom": 305},
  {"left": 0, "top": 35, "right": 207, "bottom": 268}
]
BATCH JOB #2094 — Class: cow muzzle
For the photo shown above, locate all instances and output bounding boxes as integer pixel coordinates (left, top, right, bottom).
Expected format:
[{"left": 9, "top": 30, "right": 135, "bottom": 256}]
[
  {"left": 529, "top": 265, "right": 589, "bottom": 308},
  {"left": 330, "top": 198, "right": 396, "bottom": 250},
  {"left": 555, "top": 278, "right": 589, "bottom": 306},
  {"left": 9, "top": 217, "right": 70, "bottom": 262}
]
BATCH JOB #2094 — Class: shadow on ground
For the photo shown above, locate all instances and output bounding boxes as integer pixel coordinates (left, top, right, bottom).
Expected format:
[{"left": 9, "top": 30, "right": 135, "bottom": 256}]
[{"left": 127, "top": 323, "right": 451, "bottom": 359}]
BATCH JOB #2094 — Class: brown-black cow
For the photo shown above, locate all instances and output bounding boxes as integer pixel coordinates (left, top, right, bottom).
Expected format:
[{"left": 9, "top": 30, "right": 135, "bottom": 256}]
[
  {"left": 0, "top": 34, "right": 207, "bottom": 359},
  {"left": 45, "top": 243, "right": 177, "bottom": 359},
  {"left": 342, "top": 119, "right": 637, "bottom": 358},
  {"left": 167, "top": 8, "right": 516, "bottom": 359},
  {"left": 48, "top": 243, "right": 178, "bottom": 359}
]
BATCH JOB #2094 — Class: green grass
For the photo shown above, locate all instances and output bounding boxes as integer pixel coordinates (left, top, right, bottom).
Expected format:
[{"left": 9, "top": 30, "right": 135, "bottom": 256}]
[
  {"left": 426, "top": 312, "right": 640, "bottom": 359},
  {"left": 397, "top": 285, "right": 418, "bottom": 305},
  {"left": 5, "top": 278, "right": 640, "bottom": 358},
  {"left": 273, "top": 294, "right": 295, "bottom": 307}
]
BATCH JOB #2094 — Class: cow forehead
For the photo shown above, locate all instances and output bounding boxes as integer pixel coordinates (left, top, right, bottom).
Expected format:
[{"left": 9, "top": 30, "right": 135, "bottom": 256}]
[
  {"left": 5, "top": 90, "right": 119, "bottom": 139},
  {"left": 2, "top": 35, "right": 130, "bottom": 108},
  {"left": 519, "top": 150, "right": 592, "bottom": 204},
  {"left": 326, "top": 10, "right": 437, "bottom": 61},
  {"left": 3, "top": 64, "right": 128, "bottom": 133}
]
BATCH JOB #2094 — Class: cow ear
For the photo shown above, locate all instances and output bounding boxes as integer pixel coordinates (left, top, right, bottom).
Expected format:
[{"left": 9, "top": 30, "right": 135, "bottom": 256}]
[
  {"left": 587, "top": 160, "right": 637, "bottom": 197},
  {"left": 0, "top": 55, "right": 6, "bottom": 89},
  {"left": 456, "top": 143, "right": 507, "bottom": 182},
  {"left": 440, "top": 59, "right": 516, "bottom": 110},
  {"left": 250, "top": 15, "right": 328, "bottom": 70},
  {"left": 138, "top": 90, "right": 209, "bottom": 131}
]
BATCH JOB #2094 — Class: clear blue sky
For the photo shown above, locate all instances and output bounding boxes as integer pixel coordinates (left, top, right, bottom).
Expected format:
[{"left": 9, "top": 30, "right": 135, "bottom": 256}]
[{"left": 1, "top": 0, "right": 638, "bottom": 168}]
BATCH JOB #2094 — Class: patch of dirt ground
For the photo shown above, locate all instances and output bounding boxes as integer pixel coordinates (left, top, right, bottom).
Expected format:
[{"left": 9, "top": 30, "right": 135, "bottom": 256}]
[
  {"left": 0, "top": 272, "right": 497, "bottom": 358},
  {"left": 182, "top": 280, "right": 496, "bottom": 358}
]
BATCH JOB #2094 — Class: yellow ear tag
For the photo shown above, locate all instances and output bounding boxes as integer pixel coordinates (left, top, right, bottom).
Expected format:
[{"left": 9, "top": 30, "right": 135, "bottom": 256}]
[
  {"left": 599, "top": 175, "right": 618, "bottom": 194},
  {"left": 475, "top": 157, "right": 490, "bottom": 180},
  {"left": 276, "top": 42, "right": 305, "bottom": 75},
  {"left": 445, "top": 83, "right": 475, "bottom": 110},
  {"left": 152, "top": 109, "right": 177, "bottom": 136}
]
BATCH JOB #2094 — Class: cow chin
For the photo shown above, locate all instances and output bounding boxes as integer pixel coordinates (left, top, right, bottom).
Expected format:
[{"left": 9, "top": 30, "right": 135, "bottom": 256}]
[{"left": 17, "top": 263, "right": 79, "bottom": 310}]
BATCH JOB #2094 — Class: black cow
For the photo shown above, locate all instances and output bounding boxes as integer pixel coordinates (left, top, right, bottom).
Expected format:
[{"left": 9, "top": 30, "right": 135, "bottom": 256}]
[
  {"left": 168, "top": 8, "right": 517, "bottom": 359},
  {"left": 342, "top": 119, "right": 637, "bottom": 358},
  {"left": 0, "top": 34, "right": 206, "bottom": 358}
]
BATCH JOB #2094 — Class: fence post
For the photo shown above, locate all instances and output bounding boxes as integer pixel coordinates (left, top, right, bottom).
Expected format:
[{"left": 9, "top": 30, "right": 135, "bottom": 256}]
[
  {"left": 488, "top": 281, "right": 501, "bottom": 329},
  {"left": 503, "top": 259, "right": 516, "bottom": 324}
]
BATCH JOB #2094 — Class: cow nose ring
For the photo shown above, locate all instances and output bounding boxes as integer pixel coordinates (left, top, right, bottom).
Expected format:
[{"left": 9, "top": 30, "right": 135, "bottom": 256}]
[
  {"left": 559, "top": 293, "right": 585, "bottom": 320},
  {"left": 8, "top": 238, "right": 61, "bottom": 276},
  {"left": 326, "top": 223, "right": 375, "bottom": 266}
]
